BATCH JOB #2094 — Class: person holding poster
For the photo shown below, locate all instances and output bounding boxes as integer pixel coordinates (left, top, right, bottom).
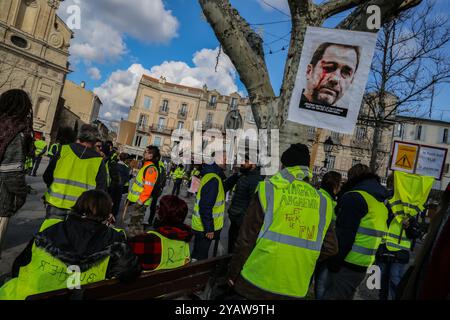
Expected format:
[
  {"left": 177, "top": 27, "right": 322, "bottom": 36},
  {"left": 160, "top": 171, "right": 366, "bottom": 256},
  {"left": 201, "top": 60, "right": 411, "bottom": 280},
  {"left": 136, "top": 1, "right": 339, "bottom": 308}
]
[{"left": 288, "top": 27, "right": 377, "bottom": 134}]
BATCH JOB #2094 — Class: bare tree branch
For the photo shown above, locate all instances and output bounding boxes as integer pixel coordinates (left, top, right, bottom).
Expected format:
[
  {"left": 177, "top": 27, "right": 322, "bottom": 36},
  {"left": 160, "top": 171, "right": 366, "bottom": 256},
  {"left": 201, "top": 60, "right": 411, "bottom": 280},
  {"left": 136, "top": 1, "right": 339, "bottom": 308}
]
[{"left": 320, "top": 0, "right": 370, "bottom": 19}]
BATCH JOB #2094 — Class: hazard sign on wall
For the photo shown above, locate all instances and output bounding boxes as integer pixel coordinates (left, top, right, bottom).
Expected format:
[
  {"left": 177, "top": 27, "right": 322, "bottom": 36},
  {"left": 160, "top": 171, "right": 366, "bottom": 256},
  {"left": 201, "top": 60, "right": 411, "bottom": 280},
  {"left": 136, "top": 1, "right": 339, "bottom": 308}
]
[
  {"left": 390, "top": 141, "right": 448, "bottom": 180},
  {"left": 390, "top": 141, "right": 419, "bottom": 173}
]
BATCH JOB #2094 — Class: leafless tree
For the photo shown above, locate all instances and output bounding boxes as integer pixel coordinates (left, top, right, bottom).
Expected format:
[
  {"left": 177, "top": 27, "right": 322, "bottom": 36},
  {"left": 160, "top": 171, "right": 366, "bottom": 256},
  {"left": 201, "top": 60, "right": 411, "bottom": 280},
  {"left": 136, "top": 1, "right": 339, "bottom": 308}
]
[
  {"left": 198, "top": 0, "right": 423, "bottom": 158},
  {"left": 362, "top": 0, "right": 450, "bottom": 172}
]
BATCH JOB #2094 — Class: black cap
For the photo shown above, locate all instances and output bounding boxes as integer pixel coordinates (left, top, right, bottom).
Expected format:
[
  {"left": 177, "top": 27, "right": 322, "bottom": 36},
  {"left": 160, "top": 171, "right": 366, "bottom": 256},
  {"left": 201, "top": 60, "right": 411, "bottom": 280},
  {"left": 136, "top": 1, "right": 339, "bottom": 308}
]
[{"left": 281, "top": 143, "right": 310, "bottom": 167}]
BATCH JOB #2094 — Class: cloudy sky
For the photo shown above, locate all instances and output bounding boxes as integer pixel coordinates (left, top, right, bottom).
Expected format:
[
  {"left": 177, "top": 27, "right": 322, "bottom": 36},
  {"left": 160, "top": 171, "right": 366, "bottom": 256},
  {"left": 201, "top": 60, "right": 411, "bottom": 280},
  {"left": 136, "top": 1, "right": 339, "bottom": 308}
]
[{"left": 57, "top": 0, "right": 450, "bottom": 127}]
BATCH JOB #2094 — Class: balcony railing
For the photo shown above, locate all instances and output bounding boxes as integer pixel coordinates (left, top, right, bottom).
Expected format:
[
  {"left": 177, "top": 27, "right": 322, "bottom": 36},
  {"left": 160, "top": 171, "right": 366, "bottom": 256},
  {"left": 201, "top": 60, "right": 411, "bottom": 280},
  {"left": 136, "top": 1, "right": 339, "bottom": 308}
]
[
  {"left": 178, "top": 110, "right": 187, "bottom": 120},
  {"left": 203, "top": 122, "right": 224, "bottom": 132},
  {"left": 136, "top": 125, "right": 151, "bottom": 133},
  {"left": 150, "top": 125, "right": 173, "bottom": 135},
  {"left": 207, "top": 102, "right": 217, "bottom": 109},
  {"left": 159, "top": 106, "right": 169, "bottom": 115}
]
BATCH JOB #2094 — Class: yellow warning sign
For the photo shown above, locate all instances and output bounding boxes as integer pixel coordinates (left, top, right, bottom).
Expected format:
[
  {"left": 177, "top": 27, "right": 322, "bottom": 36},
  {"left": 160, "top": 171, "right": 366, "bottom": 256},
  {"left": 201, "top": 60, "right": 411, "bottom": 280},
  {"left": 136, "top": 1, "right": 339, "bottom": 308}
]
[{"left": 394, "top": 144, "right": 418, "bottom": 170}]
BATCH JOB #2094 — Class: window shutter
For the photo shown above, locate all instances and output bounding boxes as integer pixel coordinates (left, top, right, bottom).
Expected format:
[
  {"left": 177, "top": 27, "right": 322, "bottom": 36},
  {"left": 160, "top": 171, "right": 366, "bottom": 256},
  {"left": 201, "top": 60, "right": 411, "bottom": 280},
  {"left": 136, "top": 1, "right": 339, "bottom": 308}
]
[{"left": 438, "top": 128, "right": 445, "bottom": 144}]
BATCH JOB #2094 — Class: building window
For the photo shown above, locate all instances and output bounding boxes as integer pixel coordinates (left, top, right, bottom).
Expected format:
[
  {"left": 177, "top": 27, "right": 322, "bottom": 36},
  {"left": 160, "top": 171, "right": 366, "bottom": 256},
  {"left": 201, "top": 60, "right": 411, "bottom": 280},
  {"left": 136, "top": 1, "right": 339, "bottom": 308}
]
[
  {"left": 331, "top": 131, "right": 340, "bottom": 142},
  {"left": 443, "top": 128, "right": 449, "bottom": 144},
  {"left": 416, "top": 125, "right": 423, "bottom": 140},
  {"left": 138, "top": 114, "right": 148, "bottom": 128},
  {"left": 157, "top": 117, "right": 165, "bottom": 130},
  {"left": 161, "top": 99, "right": 169, "bottom": 112},
  {"left": 206, "top": 113, "right": 213, "bottom": 125},
  {"left": 394, "top": 123, "right": 404, "bottom": 138},
  {"left": 210, "top": 96, "right": 217, "bottom": 107},
  {"left": 247, "top": 110, "right": 255, "bottom": 124},
  {"left": 177, "top": 121, "right": 184, "bottom": 130},
  {"left": 153, "top": 136, "right": 162, "bottom": 147},
  {"left": 134, "top": 135, "right": 143, "bottom": 147},
  {"left": 352, "top": 159, "right": 361, "bottom": 167},
  {"left": 180, "top": 103, "right": 188, "bottom": 115},
  {"left": 445, "top": 163, "right": 449, "bottom": 174},
  {"left": 326, "top": 155, "right": 336, "bottom": 170},
  {"left": 230, "top": 98, "right": 238, "bottom": 110},
  {"left": 143, "top": 96, "right": 152, "bottom": 110},
  {"left": 356, "top": 127, "right": 366, "bottom": 141}
]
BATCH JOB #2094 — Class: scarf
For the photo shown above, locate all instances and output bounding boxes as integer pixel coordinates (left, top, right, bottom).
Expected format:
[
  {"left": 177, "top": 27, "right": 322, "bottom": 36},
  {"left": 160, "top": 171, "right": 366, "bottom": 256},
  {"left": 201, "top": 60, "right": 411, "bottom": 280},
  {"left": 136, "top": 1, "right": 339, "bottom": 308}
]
[{"left": 0, "top": 115, "right": 34, "bottom": 162}]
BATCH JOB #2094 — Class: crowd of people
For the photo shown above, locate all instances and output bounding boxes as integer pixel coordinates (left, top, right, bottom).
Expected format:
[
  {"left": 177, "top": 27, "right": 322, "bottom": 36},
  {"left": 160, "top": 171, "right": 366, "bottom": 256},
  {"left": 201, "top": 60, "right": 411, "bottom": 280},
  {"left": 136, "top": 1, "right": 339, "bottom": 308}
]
[{"left": 0, "top": 88, "right": 448, "bottom": 300}]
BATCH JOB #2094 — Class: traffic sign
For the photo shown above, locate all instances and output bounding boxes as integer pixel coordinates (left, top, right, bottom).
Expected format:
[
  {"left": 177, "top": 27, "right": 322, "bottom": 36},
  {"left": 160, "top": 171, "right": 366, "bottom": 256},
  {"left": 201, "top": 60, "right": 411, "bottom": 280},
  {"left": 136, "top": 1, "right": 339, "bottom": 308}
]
[{"left": 391, "top": 141, "right": 419, "bottom": 173}]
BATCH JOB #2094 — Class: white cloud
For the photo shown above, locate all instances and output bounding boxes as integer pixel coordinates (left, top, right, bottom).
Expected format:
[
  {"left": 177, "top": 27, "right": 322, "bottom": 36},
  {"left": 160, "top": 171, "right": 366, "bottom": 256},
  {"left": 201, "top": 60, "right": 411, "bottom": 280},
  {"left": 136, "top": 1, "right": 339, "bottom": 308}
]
[
  {"left": 87, "top": 67, "right": 102, "bottom": 81},
  {"left": 94, "top": 48, "right": 239, "bottom": 121},
  {"left": 58, "top": 0, "right": 179, "bottom": 64}
]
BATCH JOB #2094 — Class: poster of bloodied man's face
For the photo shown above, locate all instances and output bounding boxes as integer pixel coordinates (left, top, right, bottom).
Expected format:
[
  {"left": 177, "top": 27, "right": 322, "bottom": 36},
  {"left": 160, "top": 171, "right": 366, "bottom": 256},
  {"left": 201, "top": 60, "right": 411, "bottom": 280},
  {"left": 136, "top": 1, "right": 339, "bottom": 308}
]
[{"left": 288, "top": 27, "right": 378, "bottom": 134}]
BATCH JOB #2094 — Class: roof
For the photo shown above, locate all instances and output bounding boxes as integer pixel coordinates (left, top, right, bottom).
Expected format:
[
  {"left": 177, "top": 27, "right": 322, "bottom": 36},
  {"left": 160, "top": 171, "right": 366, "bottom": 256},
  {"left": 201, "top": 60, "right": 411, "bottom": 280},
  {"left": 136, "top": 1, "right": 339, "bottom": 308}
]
[
  {"left": 141, "top": 75, "right": 204, "bottom": 94},
  {"left": 396, "top": 115, "right": 450, "bottom": 126}
]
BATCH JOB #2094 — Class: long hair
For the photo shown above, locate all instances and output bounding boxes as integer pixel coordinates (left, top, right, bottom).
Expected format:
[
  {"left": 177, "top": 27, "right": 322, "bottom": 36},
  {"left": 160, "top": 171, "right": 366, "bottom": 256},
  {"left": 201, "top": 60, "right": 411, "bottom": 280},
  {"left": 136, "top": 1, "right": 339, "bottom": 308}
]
[
  {"left": 157, "top": 195, "right": 188, "bottom": 225},
  {"left": 0, "top": 89, "right": 33, "bottom": 120}
]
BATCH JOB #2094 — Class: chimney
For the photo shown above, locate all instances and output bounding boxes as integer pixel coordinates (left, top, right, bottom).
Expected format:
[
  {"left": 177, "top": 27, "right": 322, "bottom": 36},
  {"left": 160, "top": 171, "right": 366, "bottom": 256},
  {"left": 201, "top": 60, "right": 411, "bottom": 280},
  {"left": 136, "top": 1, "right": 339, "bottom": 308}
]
[{"left": 81, "top": 81, "right": 86, "bottom": 88}]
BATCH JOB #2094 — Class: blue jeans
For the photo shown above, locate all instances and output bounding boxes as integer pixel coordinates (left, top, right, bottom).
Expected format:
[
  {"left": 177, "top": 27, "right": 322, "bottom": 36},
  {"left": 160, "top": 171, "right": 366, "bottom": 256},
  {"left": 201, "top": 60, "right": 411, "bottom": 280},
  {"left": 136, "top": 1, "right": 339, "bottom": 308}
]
[
  {"left": 378, "top": 262, "right": 407, "bottom": 300},
  {"left": 314, "top": 263, "right": 330, "bottom": 300}
]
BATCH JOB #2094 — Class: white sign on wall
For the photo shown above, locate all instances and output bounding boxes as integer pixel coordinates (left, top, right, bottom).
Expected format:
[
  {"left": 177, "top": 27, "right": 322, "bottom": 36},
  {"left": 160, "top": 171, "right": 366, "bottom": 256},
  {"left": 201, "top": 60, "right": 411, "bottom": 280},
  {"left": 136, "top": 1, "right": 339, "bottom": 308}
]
[
  {"left": 287, "top": 27, "right": 378, "bottom": 134},
  {"left": 415, "top": 146, "right": 447, "bottom": 180}
]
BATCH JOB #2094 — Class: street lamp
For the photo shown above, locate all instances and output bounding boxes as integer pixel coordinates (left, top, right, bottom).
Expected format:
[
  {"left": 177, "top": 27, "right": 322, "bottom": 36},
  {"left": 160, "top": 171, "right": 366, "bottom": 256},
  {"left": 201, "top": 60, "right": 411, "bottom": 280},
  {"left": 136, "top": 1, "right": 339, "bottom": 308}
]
[{"left": 323, "top": 136, "right": 335, "bottom": 170}]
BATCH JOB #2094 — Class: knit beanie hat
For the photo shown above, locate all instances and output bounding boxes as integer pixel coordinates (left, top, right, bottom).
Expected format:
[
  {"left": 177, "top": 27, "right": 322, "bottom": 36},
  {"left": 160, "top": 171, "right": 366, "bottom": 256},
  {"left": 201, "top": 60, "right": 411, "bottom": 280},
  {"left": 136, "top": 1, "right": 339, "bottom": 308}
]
[{"left": 281, "top": 143, "right": 310, "bottom": 167}]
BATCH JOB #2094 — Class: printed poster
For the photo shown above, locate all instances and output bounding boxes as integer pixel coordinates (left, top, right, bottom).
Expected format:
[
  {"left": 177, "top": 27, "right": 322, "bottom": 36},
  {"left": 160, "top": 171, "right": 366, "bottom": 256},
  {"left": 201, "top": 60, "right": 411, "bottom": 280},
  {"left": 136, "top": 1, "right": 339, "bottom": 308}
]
[{"left": 288, "top": 27, "right": 378, "bottom": 134}]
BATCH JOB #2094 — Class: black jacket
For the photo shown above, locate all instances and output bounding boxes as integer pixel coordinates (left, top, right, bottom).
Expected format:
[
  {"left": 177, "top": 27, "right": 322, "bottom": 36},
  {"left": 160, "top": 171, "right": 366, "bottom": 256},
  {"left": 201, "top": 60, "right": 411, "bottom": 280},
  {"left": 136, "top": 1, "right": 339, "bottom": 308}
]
[
  {"left": 331, "top": 173, "right": 390, "bottom": 272},
  {"left": 43, "top": 143, "right": 107, "bottom": 191},
  {"left": 228, "top": 167, "right": 264, "bottom": 225},
  {"left": 12, "top": 214, "right": 141, "bottom": 281}
]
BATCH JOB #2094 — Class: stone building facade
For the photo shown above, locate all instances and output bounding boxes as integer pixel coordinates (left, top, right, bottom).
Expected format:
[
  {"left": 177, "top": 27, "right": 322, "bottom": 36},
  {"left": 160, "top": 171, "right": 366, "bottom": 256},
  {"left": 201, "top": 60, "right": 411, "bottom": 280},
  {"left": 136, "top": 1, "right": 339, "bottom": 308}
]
[
  {"left": 118, "top": 75, "right": 257, "bottom": 159},
  {"left": 0, "top": 0, "right": 72, "bottom": 139}
]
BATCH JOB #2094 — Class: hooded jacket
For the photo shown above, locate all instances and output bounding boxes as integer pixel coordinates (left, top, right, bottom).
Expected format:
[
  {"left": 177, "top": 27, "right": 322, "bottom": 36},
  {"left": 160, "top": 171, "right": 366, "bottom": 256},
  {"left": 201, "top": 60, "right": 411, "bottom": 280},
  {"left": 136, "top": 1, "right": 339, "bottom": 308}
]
[
  {"left": 331, "top": 173, "right": 390, "bottom": 272},
  {"left": 43, "top": 143, "right": 107, "bottom": 191},
  {"left": 128, "top": 224, "right": 193, "bottom": 271},
  {"left": 228, "top": 166, "right": 264, "bottom": 225},
  {"left": 11, "top": 214, "right": 141, "bottom": 281}
]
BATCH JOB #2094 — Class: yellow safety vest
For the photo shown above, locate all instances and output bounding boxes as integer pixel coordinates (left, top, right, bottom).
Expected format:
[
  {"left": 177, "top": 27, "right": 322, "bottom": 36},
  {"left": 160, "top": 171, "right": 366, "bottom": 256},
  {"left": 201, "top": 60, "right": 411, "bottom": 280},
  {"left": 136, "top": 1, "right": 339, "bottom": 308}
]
[
  {"left": 44, "top": 145, "right": 102, "bottom": 210},
  {"left": 344, "top": 191, "right": 388, "bottom": 267},
  {"left": 172, "top": 168, "right": 185, "bottom": 179},
  {"left": 48, "top": 143, "right": 60, "bottom": 157},
  {"left": 127, "top": 162, "right": 158, "bottom": 206},
  {"left": 146, "top": 231, "right": 190, "bottom": 271},
  {"left": 241, "top": 166, "right": 333, "bottom": 298},
  {"left": 25, "top": 157, "right": 33, "bottom": 170},
  {"left": 34, "top": 140, "right": 47, "bottom": 156},
  {"left": 384, "top": 171, "right": 434, "bottom": 252},
  {"left": 0, "top": 220, "right": 110, "bottom": 300},
  {"left": 192, "top": 173, "right": 225, "bottom": 232},
  {"left": 320, "top": 188, "right": 337, "bottom": 222}
]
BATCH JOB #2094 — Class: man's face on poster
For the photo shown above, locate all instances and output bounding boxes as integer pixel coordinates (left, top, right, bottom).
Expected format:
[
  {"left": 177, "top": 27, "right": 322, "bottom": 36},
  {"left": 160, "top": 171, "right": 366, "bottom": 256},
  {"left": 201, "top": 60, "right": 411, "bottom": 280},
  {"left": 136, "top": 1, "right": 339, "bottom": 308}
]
[{"left": 305, "top": 44, "right": 358, "bottom": 106}]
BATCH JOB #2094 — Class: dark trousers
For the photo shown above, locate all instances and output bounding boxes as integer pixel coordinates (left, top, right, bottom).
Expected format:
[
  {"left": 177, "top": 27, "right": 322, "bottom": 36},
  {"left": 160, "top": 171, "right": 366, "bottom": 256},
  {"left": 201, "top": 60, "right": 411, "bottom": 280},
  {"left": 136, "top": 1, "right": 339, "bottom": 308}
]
[
  {"left": 108, "top": 186, "right": 123, "bottom": 219},
  {"left": 172, "top": 179, "right": 182, "bottom": 196},
  {"left": 32, "top": 156, "right": 42, "bottom": 176},
  {"left": 323, "top": 266, "right": 367, "bottom": 300},
  {"left": 192, "top": 230, "right": 221, "bottom": 261},
  {"left": 228, "top": 220, "right": 241, "bottom": 254},
  {"left": 147, "top": 194, "right": 159, "bottom": 225}
]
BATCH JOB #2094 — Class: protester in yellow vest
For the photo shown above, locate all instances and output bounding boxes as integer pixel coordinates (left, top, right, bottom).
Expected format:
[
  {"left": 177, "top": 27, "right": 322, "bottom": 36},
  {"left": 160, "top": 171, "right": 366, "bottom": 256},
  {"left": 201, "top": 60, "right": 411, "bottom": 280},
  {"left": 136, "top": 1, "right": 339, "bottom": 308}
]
[
  {"left": 171, "top": 164, "right": 185, "bottom": 197},
  {"left": 227, "top": 144, "right": 337, "bottom": 299},
  {"left": 192, "top": 152, "right": 239, "bottom": 261},
  {"left": 315, "top": 171, "right": 342, "bottom": 300},
  {"left": 0, "top": 190, "right": 140, "bottom": 300},
  {"left": 126, "top": 146, "right": 160, "bottom": 236},
  {"left": 375, "top": 171, "right": 433, "bottom": 300},
  {"left": 43, "top": 125, "right": 107, "bottom": 219},
  {"left": 30, "top": 136, "right": 47, "bottom": 177},
  {"left": 323, "top": 164, "right": 389, "bottom": 300},
  {"left": 128, "top": 195, "right": 192, "bottom": 271}
]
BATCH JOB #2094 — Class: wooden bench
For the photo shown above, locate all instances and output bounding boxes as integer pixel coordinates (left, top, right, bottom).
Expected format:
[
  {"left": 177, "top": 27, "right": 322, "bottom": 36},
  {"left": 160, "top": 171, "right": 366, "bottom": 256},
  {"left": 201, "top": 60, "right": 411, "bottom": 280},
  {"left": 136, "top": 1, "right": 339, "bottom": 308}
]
[{"left": 27, "top": 255, "right": 232, "bottom": 300}]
